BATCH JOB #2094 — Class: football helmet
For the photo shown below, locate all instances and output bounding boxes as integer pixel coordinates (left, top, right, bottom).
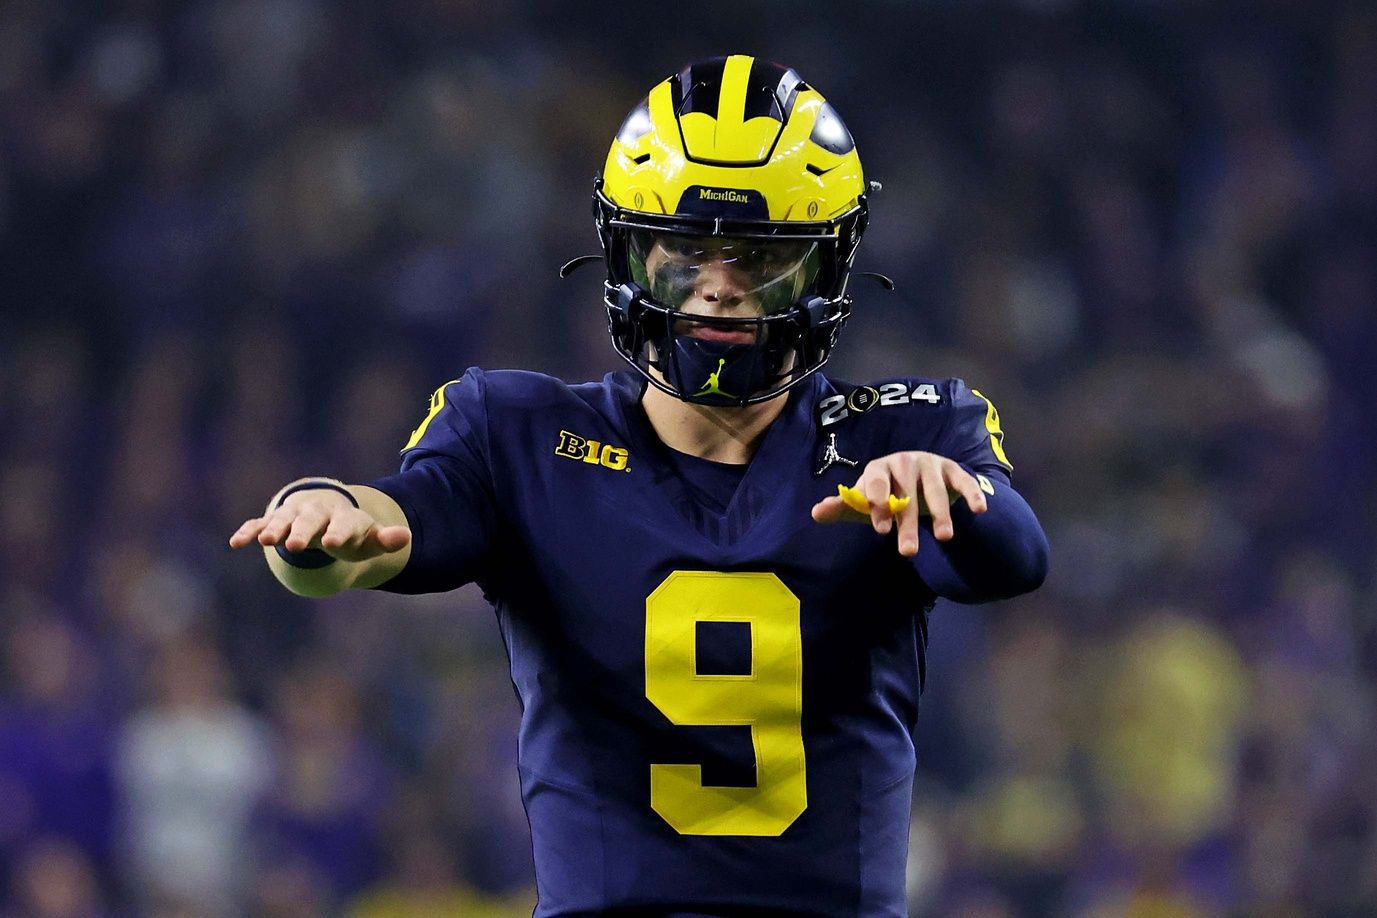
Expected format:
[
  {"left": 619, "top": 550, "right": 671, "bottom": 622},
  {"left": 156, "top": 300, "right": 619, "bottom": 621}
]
[{"left": 594, "top": 55, "right": 872, "bottom": 406}]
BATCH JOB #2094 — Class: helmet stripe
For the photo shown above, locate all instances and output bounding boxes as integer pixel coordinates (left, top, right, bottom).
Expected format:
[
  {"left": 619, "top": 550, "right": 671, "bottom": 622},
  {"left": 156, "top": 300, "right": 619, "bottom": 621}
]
[{"left": 717, "top": 55, "right": 754, "bottom": 128}]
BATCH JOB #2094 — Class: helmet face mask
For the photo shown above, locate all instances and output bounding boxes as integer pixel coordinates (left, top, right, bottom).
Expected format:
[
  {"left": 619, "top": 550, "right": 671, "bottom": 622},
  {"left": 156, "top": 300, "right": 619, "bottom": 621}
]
[{"left": 594, "top": 55, "right": 870, "bottom": 407}]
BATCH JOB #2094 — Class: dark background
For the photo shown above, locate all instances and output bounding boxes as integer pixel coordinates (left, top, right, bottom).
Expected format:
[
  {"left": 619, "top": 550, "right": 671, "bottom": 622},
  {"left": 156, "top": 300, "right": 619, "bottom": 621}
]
[{"left": 1, "top": 0, "right": 1375, "bottom": 914}]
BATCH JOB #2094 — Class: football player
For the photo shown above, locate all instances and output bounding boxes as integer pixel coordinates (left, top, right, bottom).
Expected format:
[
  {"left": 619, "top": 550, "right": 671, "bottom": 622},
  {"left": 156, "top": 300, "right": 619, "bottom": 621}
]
[{"left": 231, "top": 55, "right": 1048, "bottom": 917}]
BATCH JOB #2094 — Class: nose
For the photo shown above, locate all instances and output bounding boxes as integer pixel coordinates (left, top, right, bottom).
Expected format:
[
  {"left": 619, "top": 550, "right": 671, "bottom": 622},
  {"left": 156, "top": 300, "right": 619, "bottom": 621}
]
[{"left": 695, "top": 260, "right": 746, "bottom": 310}]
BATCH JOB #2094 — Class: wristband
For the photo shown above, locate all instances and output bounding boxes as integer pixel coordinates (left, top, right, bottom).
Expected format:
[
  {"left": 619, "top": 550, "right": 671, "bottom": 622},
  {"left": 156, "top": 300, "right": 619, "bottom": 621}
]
[{"left": 273, "top": 481, "right": 360, "bottom": 569}]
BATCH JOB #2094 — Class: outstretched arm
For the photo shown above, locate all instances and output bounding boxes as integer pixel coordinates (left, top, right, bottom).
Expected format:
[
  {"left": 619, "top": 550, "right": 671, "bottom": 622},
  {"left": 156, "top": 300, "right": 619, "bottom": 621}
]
[
  {"left": 229, "top": 478, "right": 413, "bottom": 597},
  {"left": 811, "top": 451, "right": 1048, "bottom": 603}
]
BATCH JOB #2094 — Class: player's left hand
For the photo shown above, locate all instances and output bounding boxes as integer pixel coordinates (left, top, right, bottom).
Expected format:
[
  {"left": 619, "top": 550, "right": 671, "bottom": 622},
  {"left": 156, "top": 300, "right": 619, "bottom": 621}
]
[{"left": 810, "top": 451, "right": 988, "bottom": 556}]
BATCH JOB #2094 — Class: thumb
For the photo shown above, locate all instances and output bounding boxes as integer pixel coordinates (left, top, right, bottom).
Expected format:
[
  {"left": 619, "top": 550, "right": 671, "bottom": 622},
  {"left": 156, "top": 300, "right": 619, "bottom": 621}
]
[{"left": 373, "top": 526, "right": 412, "bottom": 553}]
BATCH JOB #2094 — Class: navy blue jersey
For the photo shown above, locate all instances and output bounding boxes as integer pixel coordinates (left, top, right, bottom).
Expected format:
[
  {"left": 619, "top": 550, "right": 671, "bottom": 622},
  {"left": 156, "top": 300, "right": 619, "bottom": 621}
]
[{"left": 370, "top": 369, "right": 1047, "bottom": 918}]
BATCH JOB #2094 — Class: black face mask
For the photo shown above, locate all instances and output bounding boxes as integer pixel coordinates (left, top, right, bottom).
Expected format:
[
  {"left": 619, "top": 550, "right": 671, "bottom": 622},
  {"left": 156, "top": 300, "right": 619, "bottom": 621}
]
[{"left": 654, "top": 331, "right": 784, "bottom": 408}]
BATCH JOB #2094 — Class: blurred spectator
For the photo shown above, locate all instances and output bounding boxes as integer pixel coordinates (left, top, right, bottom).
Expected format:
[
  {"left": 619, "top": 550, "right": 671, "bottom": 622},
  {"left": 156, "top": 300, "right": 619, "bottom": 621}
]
[
  {"left": 0, "top": 461, "right": 66, "bottom": 599},
  {"left": 249, "top": 853, "right": 332, "bottom": 918},
  {"left": 1090, "top": 612, "right": 1248, "bottom": 853},
  {"left": 4, "top": 837, "right": 109, "bottom": 918},
  {"left": 256, "top": 657, "right": 391, "bottom": 902},
  {"left": 0, "top": 612, "right": 116, "bottom": 879},
  {"left": 115, "top": 634, "right": 272, "bottom": 914},
  {"left": 347, "top": 832, "right": 535, "bottom": 917}
]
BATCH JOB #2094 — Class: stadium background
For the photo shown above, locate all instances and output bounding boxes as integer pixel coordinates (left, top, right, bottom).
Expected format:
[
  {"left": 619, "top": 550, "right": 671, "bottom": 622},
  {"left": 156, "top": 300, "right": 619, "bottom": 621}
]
[{"left": 2, "top": 0, "right": 1375, "bottom": 914}]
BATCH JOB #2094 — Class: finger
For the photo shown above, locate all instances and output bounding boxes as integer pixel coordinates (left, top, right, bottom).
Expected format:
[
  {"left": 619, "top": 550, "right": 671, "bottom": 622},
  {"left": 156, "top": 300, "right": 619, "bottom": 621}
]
[
  {"left": 319, "top": 510, "right": 367, "bottom": 552},
  {"left": 371, "top": 526, "right": 411, "bottom": 553},
  {"left": 343, "top": 524, "right": 411, "bottom": 561},
  {"left": 812, "top": 494, "right": 868, "bottom": 524},
  {"left": 284, "top": 511, "right": 329, "bottom": 553},
  {"left": 921, "top": 463, "right": 954, "bottom": 541},
  {"left": 325, "top": 521, "right": 412, "bottom": 561},
  {"left": 257, "top": 508, "right": 297, "bottom": 546},
  {"left": 877, "top": 455, "right": 913, "bottom": 555},
  {"left": 948, "top": 466, "right": 988, "bottom": 514},
  {"left": 897, "top": 492, "right": 919, "bottom": 556},
  {"left": 229, "top": 518, "right": 267, "bottom": 549},
  {"left": 862, "top": 467, "right": 893, "bottom": 534},
  {"left": 812, "top": 495, "right": 846, "bottom": 523}
]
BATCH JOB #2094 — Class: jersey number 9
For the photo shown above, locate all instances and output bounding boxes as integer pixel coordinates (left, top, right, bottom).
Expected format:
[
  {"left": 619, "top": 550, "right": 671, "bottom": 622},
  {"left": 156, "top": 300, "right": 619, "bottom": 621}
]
[{"left": 644, "top": 571, "right": 807, "bottom": 836}]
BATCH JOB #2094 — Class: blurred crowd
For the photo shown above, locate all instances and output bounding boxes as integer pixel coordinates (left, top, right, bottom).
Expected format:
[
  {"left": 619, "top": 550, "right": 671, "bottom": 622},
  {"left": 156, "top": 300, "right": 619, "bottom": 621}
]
[{"left": 1, "top": 0, "right": 1375, "bottom": 915}]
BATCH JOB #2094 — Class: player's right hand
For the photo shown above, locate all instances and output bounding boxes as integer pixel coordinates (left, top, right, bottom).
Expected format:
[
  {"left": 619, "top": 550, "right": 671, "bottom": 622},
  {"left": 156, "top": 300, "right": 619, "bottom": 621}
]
[{"left": 228, "top": 487, "right": 411, "bottom": 562}]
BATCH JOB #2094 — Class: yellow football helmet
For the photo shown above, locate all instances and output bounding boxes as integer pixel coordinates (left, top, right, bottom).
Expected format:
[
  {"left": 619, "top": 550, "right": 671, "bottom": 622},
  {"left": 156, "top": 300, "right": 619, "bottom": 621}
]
[{"left": 592, "top": 55, "right": 874, "bottom": 406}]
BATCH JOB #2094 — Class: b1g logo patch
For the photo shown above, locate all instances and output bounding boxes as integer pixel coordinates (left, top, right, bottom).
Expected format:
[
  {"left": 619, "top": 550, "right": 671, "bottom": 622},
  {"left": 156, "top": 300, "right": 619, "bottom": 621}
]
[
  {"left": 555, "top": 430, "right": 631, "bottom": 472},
  {"left": 817, "top": 382, "right": 942, "bottom": 427}
]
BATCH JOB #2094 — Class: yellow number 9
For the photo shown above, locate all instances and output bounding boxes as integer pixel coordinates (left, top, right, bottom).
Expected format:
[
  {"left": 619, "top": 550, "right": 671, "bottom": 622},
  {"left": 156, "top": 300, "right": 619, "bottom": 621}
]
[{"left": 644, "top": 571, "right": 806, "bottom": 836}]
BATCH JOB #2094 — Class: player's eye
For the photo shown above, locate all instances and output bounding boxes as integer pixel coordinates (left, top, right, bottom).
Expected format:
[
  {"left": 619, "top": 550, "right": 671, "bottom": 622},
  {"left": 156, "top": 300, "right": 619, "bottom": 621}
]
[
  {"left": 737, "top": 245, "right": 804, "bottom": 273},
  {"left": 659, "top": 236, "right": 705, "bottom": 259},
  {"left": 728, "top": 250, "right": 767, "bottom": 271}
]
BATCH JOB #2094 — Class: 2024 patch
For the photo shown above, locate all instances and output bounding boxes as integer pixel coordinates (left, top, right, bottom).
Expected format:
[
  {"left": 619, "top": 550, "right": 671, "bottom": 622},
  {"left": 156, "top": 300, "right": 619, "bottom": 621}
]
[{"left": 816, "top": 382, "right": 942, "bottom": 428}]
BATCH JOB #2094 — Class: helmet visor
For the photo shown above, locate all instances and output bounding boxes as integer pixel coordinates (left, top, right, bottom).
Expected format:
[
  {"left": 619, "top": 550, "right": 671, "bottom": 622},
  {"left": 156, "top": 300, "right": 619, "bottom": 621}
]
[{"left": 627, "top": 230, "right": 822, "bottom": 317}]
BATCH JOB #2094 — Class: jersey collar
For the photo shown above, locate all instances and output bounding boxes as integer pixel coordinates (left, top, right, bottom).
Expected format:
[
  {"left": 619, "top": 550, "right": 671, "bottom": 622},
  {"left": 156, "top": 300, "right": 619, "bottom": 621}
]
[{"left": 607, "top": 369, "right": 824, "bottom": 548}]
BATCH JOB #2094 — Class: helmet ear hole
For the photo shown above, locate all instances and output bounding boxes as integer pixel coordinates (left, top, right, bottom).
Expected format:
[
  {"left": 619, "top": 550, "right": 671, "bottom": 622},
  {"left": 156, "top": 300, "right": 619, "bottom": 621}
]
[
  {"left": 608, "top": 283, "right": 646, "bottom": 336},
  {"left": 608, "top": 282, "right": 660, "bottom": 368},
  {"left": 794, "top": 295, "right": 848, "bottom": 368}
]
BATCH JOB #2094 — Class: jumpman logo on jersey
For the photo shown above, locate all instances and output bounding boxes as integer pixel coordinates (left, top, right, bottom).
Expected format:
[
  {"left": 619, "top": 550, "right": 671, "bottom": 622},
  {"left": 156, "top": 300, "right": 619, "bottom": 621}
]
[
  {"left": 694, "top": 357, "right": 736, "bottom": 399},
  {"left": 815, "top": 433, "right": 858, "bottom": 476}
]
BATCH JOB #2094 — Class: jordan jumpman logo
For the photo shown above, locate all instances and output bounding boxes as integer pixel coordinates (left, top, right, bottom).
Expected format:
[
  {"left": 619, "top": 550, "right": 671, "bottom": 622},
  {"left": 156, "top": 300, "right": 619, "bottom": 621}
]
[
  {"left": 815, "top": 432, "right": 859, "bottom": 476},
  {"left": 694, "top": 357, "right": 736, "bottom": 399}
]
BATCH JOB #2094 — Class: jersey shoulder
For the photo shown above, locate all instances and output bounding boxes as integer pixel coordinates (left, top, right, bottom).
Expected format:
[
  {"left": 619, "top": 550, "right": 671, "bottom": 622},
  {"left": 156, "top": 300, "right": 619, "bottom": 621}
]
[
  {"left": 816, "top": 373, "right": 1014, "bottom": 474},
  {"left": 479, "top": 368, "right": 631, "bottom": 416},
  {"left": 400, "top": 368, "right": 626, "bottom": 460},
  {"left": 398, "top": 368, "right": 492, "bottom": 463}
]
